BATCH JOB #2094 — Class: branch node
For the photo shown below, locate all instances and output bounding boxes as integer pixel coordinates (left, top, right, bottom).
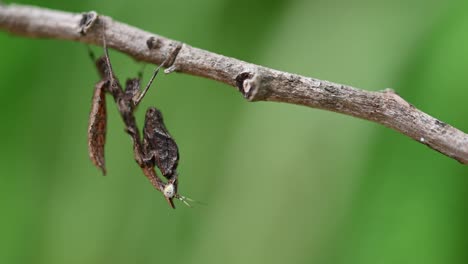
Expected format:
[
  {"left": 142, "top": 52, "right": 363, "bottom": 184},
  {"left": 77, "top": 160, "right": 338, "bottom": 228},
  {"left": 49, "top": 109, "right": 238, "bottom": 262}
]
[
  {"left": 235, "top": 70, "right": 268, "bottom": 101},
  {"left": 78, "top": 11, "right": 98, "bottom": 35},
  {"left": 235, "top": 72, "right": 254, "bottom": 99},
  {"left": 146, "top": 36, "right": 160, "bottom": 50}
]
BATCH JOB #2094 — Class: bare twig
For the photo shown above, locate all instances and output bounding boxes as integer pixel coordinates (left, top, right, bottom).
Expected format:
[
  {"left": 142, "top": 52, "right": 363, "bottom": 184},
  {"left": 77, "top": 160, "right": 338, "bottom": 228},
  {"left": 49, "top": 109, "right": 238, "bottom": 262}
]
[{"left": 1, "top": 3, "right": 467, "bottom": 164}]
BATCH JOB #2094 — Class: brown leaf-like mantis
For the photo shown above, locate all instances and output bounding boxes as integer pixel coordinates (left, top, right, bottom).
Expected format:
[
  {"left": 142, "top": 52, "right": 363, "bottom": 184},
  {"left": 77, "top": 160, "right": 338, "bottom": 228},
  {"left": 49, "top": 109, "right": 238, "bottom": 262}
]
[{"left": 87, "top": 36, "right": 192, "bottom": 208}]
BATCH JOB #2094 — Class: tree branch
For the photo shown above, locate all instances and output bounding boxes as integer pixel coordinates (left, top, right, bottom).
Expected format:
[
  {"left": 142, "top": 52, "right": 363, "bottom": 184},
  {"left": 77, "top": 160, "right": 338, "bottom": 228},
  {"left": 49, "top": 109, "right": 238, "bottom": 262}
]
[{"left": 1, "top": 3, "right": 467, "bottom": 164}]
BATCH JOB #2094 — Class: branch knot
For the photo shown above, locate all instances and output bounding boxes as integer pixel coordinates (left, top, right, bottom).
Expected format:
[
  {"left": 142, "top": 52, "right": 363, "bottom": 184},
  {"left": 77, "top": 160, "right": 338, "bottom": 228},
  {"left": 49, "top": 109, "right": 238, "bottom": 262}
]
[{"left": 78, "top": 11, "right": 98, "bottom": 35}]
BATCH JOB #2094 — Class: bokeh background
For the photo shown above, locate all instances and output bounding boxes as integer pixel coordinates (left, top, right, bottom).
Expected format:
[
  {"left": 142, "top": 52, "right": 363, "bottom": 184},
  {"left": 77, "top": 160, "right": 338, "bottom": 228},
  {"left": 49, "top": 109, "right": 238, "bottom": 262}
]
[{"left": 1, "top": 0, "right": 468, "bottom": 263}]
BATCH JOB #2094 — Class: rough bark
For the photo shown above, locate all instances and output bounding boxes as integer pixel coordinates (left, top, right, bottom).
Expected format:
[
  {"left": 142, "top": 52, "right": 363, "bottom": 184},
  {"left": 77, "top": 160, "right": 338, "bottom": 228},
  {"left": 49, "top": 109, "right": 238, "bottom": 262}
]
[{"left": 1, "top": 3, "right": 467, "bottom": 164}]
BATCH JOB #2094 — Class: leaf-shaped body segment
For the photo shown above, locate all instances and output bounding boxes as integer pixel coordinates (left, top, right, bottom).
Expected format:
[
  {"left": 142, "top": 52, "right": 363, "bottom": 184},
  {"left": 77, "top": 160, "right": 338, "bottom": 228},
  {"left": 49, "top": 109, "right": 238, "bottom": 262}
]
[
  {"left": 143, "top": 107, "right": 179, "bottom": 179},
  {"left": 88, "top": 80, "right": 108, "bottom": 175}
]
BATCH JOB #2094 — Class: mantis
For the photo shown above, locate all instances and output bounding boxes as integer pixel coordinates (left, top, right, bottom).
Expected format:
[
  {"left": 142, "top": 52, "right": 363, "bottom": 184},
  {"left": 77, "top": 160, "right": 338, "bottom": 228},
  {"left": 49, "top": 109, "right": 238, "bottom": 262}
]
[{"left": 87, "top": 36, "right": 192, "bottom": 208}]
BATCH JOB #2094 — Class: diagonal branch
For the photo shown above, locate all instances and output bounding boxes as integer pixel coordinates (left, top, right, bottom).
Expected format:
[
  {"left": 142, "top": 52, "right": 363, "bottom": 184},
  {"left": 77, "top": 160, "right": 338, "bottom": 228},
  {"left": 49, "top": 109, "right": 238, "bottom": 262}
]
[{"left": 1, "top": 3, "right": 467, "bottom": 164}]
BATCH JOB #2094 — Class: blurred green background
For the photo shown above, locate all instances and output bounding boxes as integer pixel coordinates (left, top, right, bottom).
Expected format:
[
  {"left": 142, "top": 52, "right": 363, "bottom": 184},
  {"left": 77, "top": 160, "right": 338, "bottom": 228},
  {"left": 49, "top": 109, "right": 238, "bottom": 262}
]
[{"left": 1, "top": 0, "right": 468, "bottom": 263}]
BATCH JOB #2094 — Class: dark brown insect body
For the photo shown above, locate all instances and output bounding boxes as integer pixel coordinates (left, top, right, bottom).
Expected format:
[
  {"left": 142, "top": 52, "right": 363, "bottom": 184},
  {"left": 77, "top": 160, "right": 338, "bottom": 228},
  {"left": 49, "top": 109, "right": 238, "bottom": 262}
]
[{"left": 143, "top": 107, "right": 179, "bottom": 180}]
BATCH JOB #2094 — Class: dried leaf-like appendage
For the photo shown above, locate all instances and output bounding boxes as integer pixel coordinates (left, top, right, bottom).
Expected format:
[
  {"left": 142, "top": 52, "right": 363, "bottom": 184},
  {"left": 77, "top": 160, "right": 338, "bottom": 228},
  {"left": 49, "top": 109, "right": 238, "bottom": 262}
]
[
  {"left": 88, "top": 80, "right": 108, "bottom": 175},
  {"left": 143, "top": 107, "right": 179, "bottom": 179}
]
